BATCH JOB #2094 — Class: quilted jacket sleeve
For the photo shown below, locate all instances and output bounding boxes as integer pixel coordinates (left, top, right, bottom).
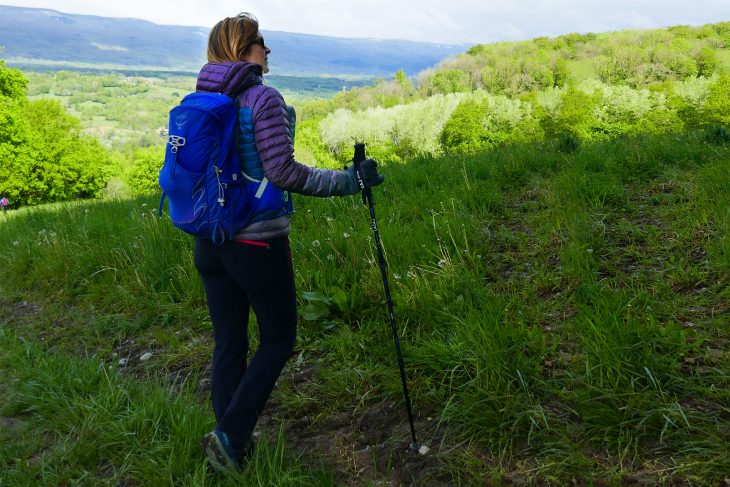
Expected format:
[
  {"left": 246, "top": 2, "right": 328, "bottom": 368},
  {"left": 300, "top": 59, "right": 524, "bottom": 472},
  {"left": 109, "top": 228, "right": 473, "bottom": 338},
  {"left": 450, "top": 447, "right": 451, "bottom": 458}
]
[{"left": 252, "top": 87, "right": 353, "bottom": 197}]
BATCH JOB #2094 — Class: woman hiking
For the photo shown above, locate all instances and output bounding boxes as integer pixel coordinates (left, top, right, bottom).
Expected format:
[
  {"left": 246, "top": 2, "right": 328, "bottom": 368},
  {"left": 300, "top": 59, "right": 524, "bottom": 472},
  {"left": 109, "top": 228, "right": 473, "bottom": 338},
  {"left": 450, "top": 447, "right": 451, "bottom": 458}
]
[{"left": 195, "top": 12, "right": 384, "bottom": 472}]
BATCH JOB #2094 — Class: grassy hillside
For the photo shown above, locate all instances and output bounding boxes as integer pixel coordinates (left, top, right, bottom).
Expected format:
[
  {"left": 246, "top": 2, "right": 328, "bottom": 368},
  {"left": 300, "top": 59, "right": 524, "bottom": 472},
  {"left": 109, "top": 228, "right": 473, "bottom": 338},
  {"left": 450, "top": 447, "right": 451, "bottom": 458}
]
[
  {"left": 1, "top": 18, "right": 729, "bottom": 485},
  {"left": 1, "top": 130, "right": 728, "bottom": 485},
  {"left": 322, "top": 21, "right": 730, "bottom": 115}
]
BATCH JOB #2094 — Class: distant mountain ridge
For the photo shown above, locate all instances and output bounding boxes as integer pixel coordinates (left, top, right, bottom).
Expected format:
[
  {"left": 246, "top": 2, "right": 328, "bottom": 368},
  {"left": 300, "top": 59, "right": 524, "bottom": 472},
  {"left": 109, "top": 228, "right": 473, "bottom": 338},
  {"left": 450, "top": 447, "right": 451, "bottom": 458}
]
[{"left": 0, "top": 5, "right": 468, "bottom": 77}]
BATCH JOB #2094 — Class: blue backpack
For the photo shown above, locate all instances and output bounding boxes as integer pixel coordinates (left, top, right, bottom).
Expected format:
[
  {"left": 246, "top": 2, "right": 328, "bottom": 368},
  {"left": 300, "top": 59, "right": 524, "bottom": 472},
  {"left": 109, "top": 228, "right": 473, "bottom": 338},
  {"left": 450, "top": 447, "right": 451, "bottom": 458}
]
[{"left": 158, "top": 92, "right": 292, "bottom": 244}]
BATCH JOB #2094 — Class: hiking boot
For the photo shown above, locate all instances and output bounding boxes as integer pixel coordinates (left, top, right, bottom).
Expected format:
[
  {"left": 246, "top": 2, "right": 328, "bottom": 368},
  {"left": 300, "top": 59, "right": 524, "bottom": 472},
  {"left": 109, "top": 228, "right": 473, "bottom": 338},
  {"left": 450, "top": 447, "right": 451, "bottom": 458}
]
[{"left": 201, "top": 430, "right": 243, "bottom": 472}]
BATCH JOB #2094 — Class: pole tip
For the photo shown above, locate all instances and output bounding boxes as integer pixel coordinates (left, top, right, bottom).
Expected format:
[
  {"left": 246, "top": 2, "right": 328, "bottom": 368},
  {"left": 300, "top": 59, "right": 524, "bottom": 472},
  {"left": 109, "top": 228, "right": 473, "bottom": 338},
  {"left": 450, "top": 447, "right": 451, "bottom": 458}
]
[{"left": 409, "top": 442, "right": 429, "bottom": 455}]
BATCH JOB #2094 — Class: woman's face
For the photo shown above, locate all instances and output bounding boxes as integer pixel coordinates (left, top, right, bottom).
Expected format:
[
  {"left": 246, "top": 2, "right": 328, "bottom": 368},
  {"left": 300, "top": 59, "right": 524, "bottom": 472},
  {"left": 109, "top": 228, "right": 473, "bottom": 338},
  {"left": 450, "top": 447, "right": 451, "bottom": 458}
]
[{"left": 243, "top": 32, "right": 271, "bottom": 73}]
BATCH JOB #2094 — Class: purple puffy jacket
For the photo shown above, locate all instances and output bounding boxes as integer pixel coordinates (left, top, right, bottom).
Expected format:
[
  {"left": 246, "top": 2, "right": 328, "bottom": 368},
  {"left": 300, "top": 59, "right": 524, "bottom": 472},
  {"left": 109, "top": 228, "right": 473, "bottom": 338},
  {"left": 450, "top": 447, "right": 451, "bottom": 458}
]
[{"left": 196, "top": 61, "right": 352, "bottom": 239}]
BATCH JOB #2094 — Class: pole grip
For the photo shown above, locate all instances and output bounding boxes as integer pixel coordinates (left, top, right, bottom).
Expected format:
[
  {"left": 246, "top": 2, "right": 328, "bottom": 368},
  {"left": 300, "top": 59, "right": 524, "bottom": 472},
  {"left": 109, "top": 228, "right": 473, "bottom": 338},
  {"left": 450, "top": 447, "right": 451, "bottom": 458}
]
[
  {"left": 353, "top": 142, "right": 371, "bottom": 205},
  {"left": 354, "top": 143, "right": 366, "bottom": 164}
]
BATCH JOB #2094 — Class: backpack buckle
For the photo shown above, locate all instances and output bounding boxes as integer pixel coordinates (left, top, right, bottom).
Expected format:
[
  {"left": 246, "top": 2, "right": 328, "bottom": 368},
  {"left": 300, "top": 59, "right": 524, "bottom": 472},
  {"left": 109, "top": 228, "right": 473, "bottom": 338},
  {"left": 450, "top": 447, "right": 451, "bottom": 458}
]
[{"left": 168, "top": 135, "right": 186, "bottom": 154}]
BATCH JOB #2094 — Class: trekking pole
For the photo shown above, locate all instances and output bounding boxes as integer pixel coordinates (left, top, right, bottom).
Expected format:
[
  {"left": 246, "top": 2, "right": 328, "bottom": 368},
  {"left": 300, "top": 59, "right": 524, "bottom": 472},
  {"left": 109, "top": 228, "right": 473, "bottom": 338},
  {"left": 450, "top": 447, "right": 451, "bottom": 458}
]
[{"left": 353, "top": 142, "right": 420, "bottom": 453}]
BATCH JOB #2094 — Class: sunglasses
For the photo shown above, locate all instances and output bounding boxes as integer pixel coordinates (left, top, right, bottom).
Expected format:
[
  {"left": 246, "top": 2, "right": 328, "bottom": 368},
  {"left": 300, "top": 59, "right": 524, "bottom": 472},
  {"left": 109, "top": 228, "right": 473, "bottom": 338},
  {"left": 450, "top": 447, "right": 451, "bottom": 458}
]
[{"left": 252, "top": 36, "right": 267, "bottom": 49}]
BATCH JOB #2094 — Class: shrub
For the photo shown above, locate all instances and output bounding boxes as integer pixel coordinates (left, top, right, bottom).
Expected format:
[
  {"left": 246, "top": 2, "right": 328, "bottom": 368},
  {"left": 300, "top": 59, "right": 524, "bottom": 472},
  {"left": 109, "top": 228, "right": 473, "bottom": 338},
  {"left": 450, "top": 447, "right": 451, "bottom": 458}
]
[
  {"left": 696, "top": 47, "right": 720, "bottom": 77},
  {"left": 705, "top": 125, "right": 730, "bottom": 145},
  {"left": 440, "top": 99, "right": 489, "bottom": 154},
  {"left": 596, "top": 47, "right": 646, "bottom": 84},
  {"left": 319, "top": 94, "right": 464, "bottom": 163},
  {"left": 558, "top": 132, "right": 580, "bottom": 153},
  {"left": 128, "top": 146, "right": 164, "bottom": 194},
  {"left": 702, "top": 75, "right": 730, "bottom": 127},
  {"left": 552, "top": 58, "right": 570, "bottom": 87},
  {"left": 295, "top": 119, "right": 340, "bottom": 169},
  {"left": 552, "top": 85, "right": 601, "bottom": 140}
]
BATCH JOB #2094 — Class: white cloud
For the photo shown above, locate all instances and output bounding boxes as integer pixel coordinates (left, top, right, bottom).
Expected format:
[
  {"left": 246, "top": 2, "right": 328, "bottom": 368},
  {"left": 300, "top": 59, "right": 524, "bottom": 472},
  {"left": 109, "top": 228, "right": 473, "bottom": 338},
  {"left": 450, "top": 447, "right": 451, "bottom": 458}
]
[{"left": 3, "top": 0, "right": 730, "bottom": 44}]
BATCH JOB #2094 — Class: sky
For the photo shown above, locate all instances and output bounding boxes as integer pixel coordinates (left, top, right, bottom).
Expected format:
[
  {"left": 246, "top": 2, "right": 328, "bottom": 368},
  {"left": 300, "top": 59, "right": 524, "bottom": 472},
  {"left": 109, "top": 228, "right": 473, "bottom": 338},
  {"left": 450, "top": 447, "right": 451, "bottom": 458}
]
[{"left": 4, "top": 0, "right": 730, "bottom": 45}]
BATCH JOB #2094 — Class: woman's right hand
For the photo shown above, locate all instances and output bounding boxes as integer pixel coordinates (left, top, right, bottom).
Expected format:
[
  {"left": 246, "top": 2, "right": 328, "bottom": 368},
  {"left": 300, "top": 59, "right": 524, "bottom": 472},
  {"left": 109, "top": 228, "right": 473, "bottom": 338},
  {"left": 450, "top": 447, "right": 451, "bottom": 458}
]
[{"left": 340, "top": 158, "right": 385, "bottom": 195}]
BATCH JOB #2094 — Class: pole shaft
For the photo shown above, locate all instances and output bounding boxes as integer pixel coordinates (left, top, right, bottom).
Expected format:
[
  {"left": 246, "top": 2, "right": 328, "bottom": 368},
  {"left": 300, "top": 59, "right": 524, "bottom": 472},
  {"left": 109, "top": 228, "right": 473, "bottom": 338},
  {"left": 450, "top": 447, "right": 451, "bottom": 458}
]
[{"left": 364, "top": 191, "right": 418, "bottom": 445}]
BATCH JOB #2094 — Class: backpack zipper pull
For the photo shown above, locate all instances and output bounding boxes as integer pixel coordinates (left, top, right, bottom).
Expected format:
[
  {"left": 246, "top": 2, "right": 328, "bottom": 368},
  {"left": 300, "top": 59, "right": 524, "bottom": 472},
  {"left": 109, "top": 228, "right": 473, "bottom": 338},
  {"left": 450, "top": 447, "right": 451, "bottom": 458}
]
[{"left": 214, "top": 166, "right": 226, "bottom": 206}]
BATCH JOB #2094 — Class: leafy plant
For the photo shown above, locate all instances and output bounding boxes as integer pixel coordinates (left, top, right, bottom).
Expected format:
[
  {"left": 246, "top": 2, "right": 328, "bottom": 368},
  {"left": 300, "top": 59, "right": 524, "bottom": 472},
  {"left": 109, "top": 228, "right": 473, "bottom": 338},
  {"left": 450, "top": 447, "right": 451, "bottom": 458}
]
[
  {"left": 128, "top": 146, "right": 164, "bottom": 194},
  {"left": 705, "top": 124, "right": 730, "bottom": 144},
  {"left": 440, "top": 99, "right": 490, "bottom": 154},
  {"left": 557, "top": 132, "right": 580, "bottom": 153}
]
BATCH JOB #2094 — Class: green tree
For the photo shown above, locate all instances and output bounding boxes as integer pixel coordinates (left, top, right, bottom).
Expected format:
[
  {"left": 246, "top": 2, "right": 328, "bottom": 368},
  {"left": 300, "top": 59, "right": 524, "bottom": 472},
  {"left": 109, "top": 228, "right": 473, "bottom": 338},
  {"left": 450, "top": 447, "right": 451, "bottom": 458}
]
[
  {"left": 394, "top": 69, "right": 414, "bottom": 94},
  {"left": 696, "top": 47, "right": 719, "bottom": 77},
  {"left": 702, "top": 75, "right": 730, "bottom": 127},
  {"left": 0, "top": 61, "right": 110, "bottom": 206},
  {"left": 552, "top": 58, "right": 570, "bottom": 87},
  {"left": 482, "top": 59, "right": 520, "bottom": 94},
  {"left": 0, "top": 60, "right": 27, "bottom": 98},
  {"left": 440, "top": 100, "right": 489, "bottom": 154},
  {"left": 713, "top": 21, "right": 730, "bottom": 44},
  {"left": 128, "top": 146, "right": 165, "bottom": 194},
  {"left": 431, "top": 69, "right": 471, "bottom": 95},
  {"left": 552, "top": 85, "right": 602, "bottom": 140}
]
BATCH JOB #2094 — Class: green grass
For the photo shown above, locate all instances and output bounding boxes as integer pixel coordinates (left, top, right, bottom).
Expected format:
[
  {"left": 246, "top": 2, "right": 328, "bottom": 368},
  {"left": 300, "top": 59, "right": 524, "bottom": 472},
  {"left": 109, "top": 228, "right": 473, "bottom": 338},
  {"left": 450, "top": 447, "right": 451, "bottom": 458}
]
[
  {"left": 0, "top": 327, "right": 333, "bottom": 486},
  {"left": 1, "top": 129, "right": 729, "bottom": 484}
]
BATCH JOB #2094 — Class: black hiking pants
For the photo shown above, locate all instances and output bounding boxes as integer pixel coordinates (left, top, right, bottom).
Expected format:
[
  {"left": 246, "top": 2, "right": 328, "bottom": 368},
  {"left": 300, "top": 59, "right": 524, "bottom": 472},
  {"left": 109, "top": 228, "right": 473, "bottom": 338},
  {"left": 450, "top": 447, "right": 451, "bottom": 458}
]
[{"left": 194, "top": 236, "right": 297, "bottom": 448}]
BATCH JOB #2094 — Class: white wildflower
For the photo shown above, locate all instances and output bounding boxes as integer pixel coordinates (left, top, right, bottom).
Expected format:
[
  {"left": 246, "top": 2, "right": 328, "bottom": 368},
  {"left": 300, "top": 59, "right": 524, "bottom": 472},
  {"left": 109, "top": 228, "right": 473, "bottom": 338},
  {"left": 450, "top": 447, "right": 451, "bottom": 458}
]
[
  {"left": 343, "top": 232, "right": 350, "bottom": 239},
  {"left": 312, "top": 240, "right": 321, "bottom": 247}
]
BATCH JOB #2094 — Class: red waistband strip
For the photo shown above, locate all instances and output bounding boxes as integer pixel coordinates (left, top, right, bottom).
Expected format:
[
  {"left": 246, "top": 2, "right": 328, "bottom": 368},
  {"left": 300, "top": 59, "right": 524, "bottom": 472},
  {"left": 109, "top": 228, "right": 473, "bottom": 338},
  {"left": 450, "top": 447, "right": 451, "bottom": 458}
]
[{"left": 235, "top": 239, "right": 270, "bottom": 248}]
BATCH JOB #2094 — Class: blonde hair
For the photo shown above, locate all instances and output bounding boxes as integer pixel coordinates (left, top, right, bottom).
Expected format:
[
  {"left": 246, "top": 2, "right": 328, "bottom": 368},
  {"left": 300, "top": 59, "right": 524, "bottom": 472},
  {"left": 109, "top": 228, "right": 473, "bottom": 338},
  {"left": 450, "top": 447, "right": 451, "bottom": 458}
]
[{"left": 207, "top": 12, "right": 260, "bottom": 63}]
